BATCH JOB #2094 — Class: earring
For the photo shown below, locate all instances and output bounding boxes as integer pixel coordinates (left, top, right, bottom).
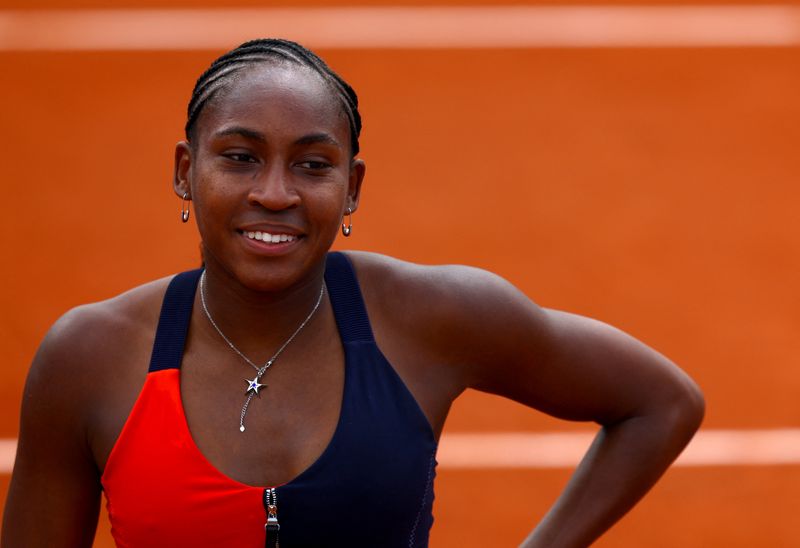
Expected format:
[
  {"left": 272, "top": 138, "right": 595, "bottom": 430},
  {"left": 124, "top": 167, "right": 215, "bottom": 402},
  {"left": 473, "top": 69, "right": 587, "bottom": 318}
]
[
  {"left": 341, "top": 207, "right": 353, "bottom": 237},
  {"left": 181, "top": 192, "right": 190, "bottom": 223}
]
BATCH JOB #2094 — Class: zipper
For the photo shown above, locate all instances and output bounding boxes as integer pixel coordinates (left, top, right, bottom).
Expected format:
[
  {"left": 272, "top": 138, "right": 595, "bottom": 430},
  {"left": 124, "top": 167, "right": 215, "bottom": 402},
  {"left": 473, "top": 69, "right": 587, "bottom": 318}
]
[{"left": 263, "top": 487, "right": 280, "bottom": 548}]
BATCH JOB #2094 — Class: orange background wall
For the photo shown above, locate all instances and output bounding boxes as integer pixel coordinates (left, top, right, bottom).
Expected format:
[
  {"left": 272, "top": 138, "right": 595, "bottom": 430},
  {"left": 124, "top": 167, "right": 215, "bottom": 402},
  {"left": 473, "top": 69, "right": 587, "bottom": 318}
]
[{"left": 1, "top": 2, "right": 799, "bottom": 546}]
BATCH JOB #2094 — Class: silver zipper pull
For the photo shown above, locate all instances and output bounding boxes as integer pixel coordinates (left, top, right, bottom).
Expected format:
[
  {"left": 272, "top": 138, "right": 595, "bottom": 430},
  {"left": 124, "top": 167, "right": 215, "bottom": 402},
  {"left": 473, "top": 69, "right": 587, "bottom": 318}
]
[
  {"left": 264, "top": 487, "right": 280, "bottom": 548},
  {"left": 267, "top": 504, "right": 279, "bottom": 528}
]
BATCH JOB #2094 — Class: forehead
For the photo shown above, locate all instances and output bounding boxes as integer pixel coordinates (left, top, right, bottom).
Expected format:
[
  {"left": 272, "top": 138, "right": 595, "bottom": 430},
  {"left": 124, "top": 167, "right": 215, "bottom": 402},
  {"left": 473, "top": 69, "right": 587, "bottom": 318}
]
[{"left": 196, "top": 62, "right": 347, "bottom": 141}]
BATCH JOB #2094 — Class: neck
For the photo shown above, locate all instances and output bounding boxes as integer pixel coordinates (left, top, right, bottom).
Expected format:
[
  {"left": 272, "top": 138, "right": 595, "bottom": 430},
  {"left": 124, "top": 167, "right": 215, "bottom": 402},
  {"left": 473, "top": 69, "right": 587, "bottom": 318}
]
[{"left": 198, "top": 260, "right": 328, "bottom": 361}]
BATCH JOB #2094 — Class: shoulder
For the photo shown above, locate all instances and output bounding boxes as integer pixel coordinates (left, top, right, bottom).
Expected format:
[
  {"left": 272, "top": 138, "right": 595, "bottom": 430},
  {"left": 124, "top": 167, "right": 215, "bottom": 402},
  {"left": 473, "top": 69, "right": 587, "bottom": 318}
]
[
  {"left": 343, "top": 250, "right": 534, "bottom": 318},
  {"left": 343, "top": 250, "right": 544, "bottom": 338},
  {"left": 26, "top": 275, "right": 176, "bottom": 423},
  {"left": 342, "top": 251, "right": 547, "bottom": 382},
  {"left": 37, "top": 276, "right": 173, "bottom": 372}
]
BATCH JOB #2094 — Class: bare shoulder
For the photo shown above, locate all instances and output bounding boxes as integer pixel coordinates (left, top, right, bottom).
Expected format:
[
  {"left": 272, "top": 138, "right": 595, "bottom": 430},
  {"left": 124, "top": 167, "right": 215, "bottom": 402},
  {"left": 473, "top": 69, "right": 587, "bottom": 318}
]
[
  {"left": 26, "top": 275, "right": 175, "bottom": 428},
  {"left": 35, "top": 276, "right": 172, "bottom": 379},
  {"left": 343, "top": 251, "right": 547, "bottom": 394},
  {"left": 344, "top": 250, "right": 535, "bottom": 323}
]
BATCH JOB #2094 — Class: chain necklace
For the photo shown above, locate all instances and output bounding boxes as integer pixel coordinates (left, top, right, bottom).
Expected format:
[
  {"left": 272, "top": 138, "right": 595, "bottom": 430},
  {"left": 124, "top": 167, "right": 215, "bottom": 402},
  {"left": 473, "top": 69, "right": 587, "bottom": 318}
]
[{"left": 199, "top": 270, "right": 325, "bottom": 432}]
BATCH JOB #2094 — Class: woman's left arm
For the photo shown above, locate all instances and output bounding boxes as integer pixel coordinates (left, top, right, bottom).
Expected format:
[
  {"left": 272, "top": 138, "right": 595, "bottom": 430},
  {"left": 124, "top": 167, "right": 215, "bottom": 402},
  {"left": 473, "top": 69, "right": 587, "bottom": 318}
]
[
  {"left": 354, "top": 253, "right": 704, "bottom": 545},
  {"left": 504, "top": 311, "right": 704, "bottom": 547},
  {"left": 439, "top": 268, "right": 705, "bottom": 547}
]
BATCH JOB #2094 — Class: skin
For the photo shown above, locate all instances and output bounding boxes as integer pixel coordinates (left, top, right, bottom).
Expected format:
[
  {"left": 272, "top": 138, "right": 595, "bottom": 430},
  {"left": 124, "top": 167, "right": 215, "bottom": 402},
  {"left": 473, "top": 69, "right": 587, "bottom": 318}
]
[{"left": 2, "top": 60, "right": 704, "bottom": 547}]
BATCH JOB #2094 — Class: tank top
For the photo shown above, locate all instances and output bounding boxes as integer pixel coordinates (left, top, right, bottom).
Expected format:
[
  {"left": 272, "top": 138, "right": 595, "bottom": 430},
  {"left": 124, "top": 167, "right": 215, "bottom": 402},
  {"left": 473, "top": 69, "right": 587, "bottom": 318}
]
[{"left": 100, "top": 252, "right": 438, "bottom": 547}]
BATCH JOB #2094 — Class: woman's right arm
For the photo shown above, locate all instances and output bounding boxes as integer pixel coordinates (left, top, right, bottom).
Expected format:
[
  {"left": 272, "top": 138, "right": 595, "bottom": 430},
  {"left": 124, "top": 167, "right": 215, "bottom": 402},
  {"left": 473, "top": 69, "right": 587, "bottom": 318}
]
[{"left": 2, "top": 309, "right": 104, "bottom": 547}]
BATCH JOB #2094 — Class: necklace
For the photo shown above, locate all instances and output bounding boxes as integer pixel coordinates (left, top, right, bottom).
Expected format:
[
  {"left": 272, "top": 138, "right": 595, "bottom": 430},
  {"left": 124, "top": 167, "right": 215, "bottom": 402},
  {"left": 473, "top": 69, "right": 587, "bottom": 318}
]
[{"left": 199, "top": 270, "right": 325, "bottom": 432}]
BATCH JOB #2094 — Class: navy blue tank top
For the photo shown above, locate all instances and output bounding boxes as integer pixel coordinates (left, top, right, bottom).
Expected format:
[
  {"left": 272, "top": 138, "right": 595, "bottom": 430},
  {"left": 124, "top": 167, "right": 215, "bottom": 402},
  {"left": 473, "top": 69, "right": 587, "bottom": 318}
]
[{"left": 102, "top": 252, "right": 438, "bottom": 547}]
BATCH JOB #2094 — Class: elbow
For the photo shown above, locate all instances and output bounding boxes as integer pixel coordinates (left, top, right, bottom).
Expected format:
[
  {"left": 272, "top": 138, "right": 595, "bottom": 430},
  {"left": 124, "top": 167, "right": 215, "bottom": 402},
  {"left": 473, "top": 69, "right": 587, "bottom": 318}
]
[
  {"left": 615, "top": 369, "right": 706, "bottom": 447},
  {"left": 663, "top": 373, "right": 706, "bottom": 444},
  {"left": 680, "top": 380, "right": 705, "bottom": 431}
]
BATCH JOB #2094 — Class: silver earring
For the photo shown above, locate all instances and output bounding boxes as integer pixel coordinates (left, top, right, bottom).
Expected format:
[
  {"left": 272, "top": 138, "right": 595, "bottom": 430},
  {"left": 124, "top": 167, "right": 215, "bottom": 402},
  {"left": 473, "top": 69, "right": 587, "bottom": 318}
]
[
  {"left": 341, "top": 207, "right": 353, "bottom": 237},
  {"left": 181, "top": 192, "right": 190, "bottom": 223}
]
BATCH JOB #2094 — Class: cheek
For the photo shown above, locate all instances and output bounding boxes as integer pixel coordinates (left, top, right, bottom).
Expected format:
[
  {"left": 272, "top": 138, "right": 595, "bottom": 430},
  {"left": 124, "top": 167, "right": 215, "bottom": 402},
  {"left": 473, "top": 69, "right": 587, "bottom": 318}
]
[
  {"left": 308, "top": 179, "right": 350, "bottom": 214},
  {"left": 191, "top": 162, "right": 241, "bottom": 207},
  {"left": 190, "top": 185, "right": 240, "bottom": 238}
]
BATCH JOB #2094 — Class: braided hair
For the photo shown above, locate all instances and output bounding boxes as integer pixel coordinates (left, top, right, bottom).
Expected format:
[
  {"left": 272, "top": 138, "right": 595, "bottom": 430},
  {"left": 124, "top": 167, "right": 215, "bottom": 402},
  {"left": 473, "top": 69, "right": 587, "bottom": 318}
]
[{"left": 185, "top": 38, "right": 362, "bottom": 156}]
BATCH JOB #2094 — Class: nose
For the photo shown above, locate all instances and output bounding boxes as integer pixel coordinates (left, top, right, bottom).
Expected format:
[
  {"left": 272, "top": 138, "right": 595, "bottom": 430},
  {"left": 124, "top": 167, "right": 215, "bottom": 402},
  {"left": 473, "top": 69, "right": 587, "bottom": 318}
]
[{"left": 247, "top": 164, "right": 300, "bottom": 211}]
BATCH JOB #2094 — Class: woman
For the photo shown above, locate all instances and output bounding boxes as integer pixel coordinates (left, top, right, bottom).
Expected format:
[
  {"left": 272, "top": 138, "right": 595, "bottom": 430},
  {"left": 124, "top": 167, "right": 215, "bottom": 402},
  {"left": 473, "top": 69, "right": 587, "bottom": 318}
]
[{"left": 2, "top": 39, "right": 704, "bottom": 547}]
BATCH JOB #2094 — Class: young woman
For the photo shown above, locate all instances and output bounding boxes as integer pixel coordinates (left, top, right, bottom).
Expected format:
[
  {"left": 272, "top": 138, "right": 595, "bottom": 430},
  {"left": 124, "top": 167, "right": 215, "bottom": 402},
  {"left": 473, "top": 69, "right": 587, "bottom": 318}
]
[{"left": 2, "top": 39, "right": 704, "bottom": 548}]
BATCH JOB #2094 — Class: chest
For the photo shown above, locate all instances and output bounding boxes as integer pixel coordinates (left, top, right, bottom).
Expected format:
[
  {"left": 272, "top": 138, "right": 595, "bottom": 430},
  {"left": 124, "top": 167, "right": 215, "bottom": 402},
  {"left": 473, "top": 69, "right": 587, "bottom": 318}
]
[{"left": 179, "top": 309, "right": 346, "bottom": 487}]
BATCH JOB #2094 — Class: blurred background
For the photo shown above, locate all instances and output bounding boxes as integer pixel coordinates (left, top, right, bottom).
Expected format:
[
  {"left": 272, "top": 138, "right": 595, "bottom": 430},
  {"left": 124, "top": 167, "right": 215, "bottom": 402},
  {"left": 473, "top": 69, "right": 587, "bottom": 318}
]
[{"left": 1, "top": 1, "right": 799, "bottom": 546}]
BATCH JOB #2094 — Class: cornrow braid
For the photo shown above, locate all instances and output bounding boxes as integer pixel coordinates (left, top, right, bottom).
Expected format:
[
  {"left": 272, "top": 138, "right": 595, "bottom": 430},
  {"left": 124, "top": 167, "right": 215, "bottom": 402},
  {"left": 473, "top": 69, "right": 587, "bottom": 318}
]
[{"left": 185, "top": 38, "right": 362, "bottom": 156}]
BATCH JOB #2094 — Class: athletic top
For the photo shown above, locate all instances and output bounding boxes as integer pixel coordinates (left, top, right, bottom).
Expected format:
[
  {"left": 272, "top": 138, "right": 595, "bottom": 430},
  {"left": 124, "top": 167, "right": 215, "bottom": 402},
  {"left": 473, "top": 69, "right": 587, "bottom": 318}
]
[{"left": 101, "top": 252, "right": 438, "bottom": 547}]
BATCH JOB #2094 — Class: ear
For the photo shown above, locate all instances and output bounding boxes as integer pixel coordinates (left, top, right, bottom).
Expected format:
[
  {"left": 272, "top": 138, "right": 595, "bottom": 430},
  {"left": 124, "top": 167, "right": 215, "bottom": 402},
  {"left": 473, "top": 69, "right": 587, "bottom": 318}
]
[
  {"left": 346, "top": 158, "right": 366, "bottom": 213},
  {"left": 173, "top": 141, "right": 193, "bottom": 199}
]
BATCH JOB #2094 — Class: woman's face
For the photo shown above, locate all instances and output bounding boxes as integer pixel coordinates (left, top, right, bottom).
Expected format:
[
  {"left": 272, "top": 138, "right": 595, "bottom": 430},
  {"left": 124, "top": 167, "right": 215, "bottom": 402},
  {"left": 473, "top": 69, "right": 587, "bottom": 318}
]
[{"left": 174, "top": 62, "right": 365, "bottom": 291}]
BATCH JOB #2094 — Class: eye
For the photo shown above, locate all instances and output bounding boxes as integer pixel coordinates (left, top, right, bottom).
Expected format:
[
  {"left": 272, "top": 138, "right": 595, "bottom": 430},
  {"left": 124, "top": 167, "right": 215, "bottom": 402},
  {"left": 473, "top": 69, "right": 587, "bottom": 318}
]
[
  {"left": 224, "top": 152, "right": 258, "bottom": 163},
  {"left": 296, "top": 160, "right": 333, "bottom": 171}
]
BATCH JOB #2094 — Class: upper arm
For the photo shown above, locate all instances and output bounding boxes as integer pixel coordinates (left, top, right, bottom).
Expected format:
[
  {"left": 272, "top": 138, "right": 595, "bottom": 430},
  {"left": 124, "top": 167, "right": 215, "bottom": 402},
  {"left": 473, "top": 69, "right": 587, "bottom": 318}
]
[
  {"left": 414, "top": 264, "right": 704, "bottom": 427},
  {"left": 475, "top": 302, "right": 703, "bottom": 425},
  {"left": 2, "top": 308, "right": 104, "bottom": 548}
]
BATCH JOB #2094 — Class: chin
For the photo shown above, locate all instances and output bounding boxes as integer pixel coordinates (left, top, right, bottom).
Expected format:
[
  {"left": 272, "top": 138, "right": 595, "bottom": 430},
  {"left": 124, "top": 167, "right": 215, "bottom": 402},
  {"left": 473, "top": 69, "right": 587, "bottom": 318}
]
[
  {"left": 201, "top": 236, "right": 332, "bottom": 292},
  {"left": 234, "top": 256, "right": 327, "bottom": 293}
]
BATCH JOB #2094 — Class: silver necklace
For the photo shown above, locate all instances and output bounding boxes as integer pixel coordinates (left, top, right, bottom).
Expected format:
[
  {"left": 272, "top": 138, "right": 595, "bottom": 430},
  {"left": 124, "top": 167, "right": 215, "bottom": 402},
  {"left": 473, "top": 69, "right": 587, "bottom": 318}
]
[{"left": 199, "top": 270, "right": 325, "bottom": 432}]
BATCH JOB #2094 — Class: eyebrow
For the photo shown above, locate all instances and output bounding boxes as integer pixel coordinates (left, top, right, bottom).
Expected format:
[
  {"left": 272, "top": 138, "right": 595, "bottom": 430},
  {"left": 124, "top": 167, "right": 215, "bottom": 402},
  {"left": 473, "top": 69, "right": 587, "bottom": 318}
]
[
  {"left": 212, "top": 127, "right": 341, "bottom": 149},
  {"left": 213, "top": 126, "right": 267, "bottom": 142},
  {"left": 294, "top": 133, "right": 341, "bottom": 148}
]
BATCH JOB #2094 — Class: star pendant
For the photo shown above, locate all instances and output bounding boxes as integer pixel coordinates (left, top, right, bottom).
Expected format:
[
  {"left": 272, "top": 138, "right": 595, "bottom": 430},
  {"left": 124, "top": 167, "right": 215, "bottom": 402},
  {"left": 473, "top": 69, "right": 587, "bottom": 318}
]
[{"left": 245, "top": 375, "right": 266, "bottom": 396}]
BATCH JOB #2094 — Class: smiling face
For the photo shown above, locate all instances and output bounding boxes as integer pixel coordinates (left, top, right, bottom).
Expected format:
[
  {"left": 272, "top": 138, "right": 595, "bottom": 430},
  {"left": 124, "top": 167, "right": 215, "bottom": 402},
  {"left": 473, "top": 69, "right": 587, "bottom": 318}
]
[{"left": 174, "top": 61, "right": 365, "bottom": 291}]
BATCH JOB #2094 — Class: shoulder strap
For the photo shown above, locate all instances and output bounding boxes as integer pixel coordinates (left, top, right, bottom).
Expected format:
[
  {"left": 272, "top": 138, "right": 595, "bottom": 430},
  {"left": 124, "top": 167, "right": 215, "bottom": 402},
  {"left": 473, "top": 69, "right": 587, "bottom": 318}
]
[
  {"left": 148, "top": 269, "right": 203, "bottom": 372},
  {"left": 324, "top": 252, "right": 375, "bottom": 344}
]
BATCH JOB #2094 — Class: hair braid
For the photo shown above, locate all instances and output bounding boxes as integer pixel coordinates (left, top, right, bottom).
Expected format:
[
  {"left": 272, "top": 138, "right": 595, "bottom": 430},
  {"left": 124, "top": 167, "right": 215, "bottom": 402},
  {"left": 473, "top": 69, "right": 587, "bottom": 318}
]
[{"left": 185, "top": 38, "right": 362, "bottom": 156}]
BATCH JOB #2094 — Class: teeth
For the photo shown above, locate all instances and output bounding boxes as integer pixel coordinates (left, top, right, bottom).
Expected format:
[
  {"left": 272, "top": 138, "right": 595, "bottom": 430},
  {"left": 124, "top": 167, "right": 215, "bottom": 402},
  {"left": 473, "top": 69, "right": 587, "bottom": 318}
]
[{"left": 245, "top": 231, "right": 296, "bottom": 243}]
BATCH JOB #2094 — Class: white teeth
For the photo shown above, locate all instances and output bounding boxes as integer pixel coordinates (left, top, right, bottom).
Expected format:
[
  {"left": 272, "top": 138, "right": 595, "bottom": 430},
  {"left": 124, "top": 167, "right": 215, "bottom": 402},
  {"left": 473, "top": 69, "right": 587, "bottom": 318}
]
[{"left": 245, "top": 231, "right": 296, "bottom": 243}]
